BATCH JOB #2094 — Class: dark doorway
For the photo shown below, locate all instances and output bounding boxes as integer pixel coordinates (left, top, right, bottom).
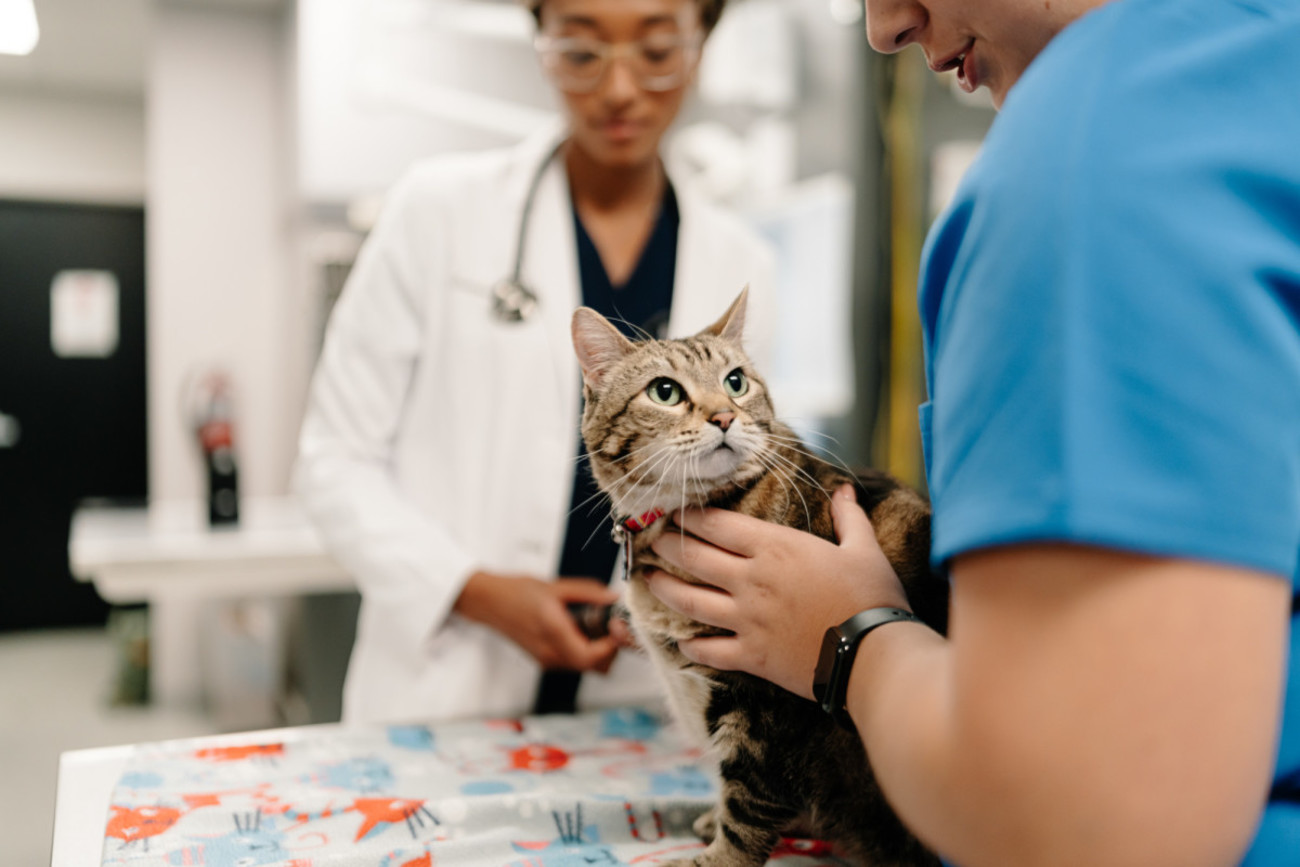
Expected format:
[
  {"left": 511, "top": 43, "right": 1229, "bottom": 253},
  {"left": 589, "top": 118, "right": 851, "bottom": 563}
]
[{"left": 0, "top": 200, "right": 148, "bottom": 630}]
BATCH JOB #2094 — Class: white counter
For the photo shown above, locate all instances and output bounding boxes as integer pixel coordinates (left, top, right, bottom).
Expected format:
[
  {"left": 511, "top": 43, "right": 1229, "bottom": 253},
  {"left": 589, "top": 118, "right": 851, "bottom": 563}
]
[
  {"left": 69, "top": 497, "right": 351, "bottom": 602},
  {"left": 68, "top": 497, "right": 352, "bottom": 707}
]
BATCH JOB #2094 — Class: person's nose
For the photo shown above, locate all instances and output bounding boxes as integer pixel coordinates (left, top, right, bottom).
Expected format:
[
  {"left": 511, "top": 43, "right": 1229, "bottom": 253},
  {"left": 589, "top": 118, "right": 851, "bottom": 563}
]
[
  {"left": 709, "top": 411, "right": 735, "bottom": 431},
  {"left": 865, "top": 0, "right": 925, "bottom": 54},
  {"left": 599, "top": 51, "right": 640, "bottom": 106}
]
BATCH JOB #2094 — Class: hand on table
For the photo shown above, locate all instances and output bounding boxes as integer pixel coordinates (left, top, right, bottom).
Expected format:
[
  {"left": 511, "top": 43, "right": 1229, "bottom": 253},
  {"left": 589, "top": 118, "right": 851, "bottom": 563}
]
[
  {"left": 646, "top": 484, "right": 911, "bottom": 699},
  {"left": 454, "top": 571, "right": 622, "bottom": 672}
]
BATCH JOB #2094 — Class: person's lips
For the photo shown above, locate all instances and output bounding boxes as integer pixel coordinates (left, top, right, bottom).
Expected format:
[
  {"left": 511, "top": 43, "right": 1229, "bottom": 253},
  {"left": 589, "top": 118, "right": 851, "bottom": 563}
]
[
  {"left": 931, "top": 40, "right": 978, "bottom": 93},
  {"left": 600, "top": 118, "right": 646, "bottom": 143},
  {"left": 957, "top": 47, "right": 980, "bottom": 93}
]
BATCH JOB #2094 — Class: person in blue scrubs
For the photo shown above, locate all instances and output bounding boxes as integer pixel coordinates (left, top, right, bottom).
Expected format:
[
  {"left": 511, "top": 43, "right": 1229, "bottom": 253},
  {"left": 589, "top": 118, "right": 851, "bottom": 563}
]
[{"left": 643, "top": 0, "right": 1300, "bottom": 863}]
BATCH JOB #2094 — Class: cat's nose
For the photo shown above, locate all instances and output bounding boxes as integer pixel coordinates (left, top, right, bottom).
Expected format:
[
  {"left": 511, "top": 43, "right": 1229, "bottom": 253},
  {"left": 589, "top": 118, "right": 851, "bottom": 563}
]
[{"left": 709, "top": 412, "right": 736, "bottom": 431}]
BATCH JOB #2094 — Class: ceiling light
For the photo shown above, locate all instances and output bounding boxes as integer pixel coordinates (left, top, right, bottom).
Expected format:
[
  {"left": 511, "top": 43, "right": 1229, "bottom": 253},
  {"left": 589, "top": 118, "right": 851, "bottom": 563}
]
[{"left": 0, "top": 0, "right": 40, "bottom": 56}]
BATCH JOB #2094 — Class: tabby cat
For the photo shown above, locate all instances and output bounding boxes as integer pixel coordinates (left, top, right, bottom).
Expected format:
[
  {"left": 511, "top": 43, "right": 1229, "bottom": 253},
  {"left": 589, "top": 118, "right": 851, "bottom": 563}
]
[{"left": 570, "top": 289, "right": 949, "bottom": 867}]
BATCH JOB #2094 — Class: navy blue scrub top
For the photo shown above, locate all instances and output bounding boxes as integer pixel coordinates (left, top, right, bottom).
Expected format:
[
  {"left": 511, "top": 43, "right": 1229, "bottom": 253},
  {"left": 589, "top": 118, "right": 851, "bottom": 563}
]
[{"left": 534, "top": 181, "right": 679, "bottom": 715}]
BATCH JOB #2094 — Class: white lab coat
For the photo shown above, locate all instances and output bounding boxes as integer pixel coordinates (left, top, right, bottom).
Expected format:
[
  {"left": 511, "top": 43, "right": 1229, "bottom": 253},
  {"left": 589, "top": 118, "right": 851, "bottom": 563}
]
[{"left": 295, "top": 125, "right": 776, "bottom": 724}]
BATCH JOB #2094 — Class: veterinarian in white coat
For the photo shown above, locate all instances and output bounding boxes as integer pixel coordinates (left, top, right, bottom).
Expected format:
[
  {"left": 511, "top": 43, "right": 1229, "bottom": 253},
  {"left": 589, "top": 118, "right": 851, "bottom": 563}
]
[{"left": 295, "top": 0, "right": 775, "bottom": 724}]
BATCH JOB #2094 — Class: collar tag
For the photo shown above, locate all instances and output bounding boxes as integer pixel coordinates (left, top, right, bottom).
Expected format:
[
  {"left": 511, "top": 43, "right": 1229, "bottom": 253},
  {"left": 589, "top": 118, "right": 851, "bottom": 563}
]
[
  {"left": 611, "top": 508, "right": 665, "bottom": 582},
  {"left": 611, "top": 508, "right": 665, "bottom": 542},
  {"left": 621, "top": 534, "right": 634, "bottom": 583}
]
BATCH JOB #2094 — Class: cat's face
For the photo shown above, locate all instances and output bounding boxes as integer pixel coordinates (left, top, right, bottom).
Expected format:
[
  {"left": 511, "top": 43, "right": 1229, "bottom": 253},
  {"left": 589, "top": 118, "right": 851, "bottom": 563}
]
[{"left": 572, "top": 290, "right": 778, "bottom": 511}]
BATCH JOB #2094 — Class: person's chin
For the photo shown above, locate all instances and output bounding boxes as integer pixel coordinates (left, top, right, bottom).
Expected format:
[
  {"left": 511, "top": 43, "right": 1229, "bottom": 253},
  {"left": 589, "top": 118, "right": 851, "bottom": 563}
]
[{"left": 590, "top": 137, "right": 657, "bottom": 169}]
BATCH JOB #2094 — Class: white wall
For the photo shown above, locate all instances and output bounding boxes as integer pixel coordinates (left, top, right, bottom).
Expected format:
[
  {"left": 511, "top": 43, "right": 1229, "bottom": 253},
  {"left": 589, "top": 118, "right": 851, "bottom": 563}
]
[
  {"left": 147, "top": 3, "right": 302, "bottom": 502},
  {"left": 0, "top": 89, "right": 145, "bottom": 204},
  {"left": 297, "top": 0, "right": 554, "bottom": 204}
]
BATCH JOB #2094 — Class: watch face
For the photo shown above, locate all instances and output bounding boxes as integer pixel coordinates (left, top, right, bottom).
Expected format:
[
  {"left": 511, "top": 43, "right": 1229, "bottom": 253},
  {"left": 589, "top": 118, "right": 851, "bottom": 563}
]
[
  {"left": 812, "top": 626, "right": 845, "bottom": 703},
  {"left": 813, "top": 609, "right": 922, "bottom": 729}
]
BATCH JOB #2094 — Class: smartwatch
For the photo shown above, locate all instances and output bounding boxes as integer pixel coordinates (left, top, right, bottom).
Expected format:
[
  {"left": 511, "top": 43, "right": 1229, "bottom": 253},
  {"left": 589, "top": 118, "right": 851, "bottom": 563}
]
[{"left": 812, "top": 607, "right": 921, "bottom": 730}]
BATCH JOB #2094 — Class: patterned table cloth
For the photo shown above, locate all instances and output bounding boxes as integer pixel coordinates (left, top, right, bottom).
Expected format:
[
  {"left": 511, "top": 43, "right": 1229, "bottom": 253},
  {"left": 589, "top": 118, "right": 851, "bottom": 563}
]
[{"left": 99, "top": 707, "right": 845, "bottom": 867}]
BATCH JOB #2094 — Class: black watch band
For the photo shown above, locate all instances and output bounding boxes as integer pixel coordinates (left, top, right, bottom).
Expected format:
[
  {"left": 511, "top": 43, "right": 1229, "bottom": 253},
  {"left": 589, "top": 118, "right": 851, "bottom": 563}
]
[{"left": 812, "top": 607, "right": 922, "bottom": 730}]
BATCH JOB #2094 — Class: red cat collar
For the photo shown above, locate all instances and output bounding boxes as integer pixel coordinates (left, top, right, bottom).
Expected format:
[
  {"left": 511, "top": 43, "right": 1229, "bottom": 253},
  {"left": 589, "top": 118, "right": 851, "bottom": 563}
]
[
  {"left": 611, "top": 508, "right": 665, "bottom": 582},
  {"left": 621, "top": 509, "right": 665, "bottom": 534},
  {"left": 610, "top": 508, "right": 666, "bottom": 544}
]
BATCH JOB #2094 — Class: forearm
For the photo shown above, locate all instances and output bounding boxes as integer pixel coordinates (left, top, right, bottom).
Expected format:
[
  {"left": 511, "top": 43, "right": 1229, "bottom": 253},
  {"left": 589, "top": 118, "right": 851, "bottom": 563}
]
[
  {"left": 843, "top": 552, "right": 1285, "bottom": 867},
  {"left": 844, "top": 622, "right": 965, "bottom": 858},
  {"left": 846, "top": 623, "right": 1228, "bottom": 867},
  {"left": 453, "top": 571, "right": 522, "bottom": 626}
]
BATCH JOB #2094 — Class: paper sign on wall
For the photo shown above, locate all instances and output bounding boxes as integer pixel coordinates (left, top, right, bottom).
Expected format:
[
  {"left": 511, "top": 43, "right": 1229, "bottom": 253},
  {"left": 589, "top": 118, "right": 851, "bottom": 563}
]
[
  {"left": 0, "top": 412, "right": 19, "bottom": 449},
  {"left": 50, "top": 270, "right": 120, "bottom": 359}
]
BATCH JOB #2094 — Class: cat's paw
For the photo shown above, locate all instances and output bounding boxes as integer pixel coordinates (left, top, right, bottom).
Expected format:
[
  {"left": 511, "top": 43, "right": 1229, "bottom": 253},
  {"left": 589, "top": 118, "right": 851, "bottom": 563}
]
[
  {"left": 692, "top": 806, "right": 719, "bottom": 843},
  {"left": 662, "top": 846, "right": 761, "bottom": 867},
  {"left": 676, "top": 824, "right": 775, "bottom": 867}
]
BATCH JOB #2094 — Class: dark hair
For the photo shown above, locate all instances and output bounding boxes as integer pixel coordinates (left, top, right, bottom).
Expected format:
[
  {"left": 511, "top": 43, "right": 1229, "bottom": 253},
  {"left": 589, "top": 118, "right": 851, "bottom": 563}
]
[{"left": 522, "top": 0, "right": 727, "bottom": 35}]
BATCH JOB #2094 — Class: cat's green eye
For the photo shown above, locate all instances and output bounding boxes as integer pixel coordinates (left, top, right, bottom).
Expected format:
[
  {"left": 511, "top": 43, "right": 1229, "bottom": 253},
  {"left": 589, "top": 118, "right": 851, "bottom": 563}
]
[
  {"left": 647, "top": 377, "right": 684, "bottom": 406},
  {"left": 723, "top": 368, "right": 749, "bottom": 398}
]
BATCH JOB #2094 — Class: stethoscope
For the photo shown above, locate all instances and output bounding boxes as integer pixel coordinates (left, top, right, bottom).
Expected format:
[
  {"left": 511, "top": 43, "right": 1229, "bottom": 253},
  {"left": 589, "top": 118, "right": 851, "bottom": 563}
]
[{"left": 490, "top": 140, "right": 567, "bottom": 323}]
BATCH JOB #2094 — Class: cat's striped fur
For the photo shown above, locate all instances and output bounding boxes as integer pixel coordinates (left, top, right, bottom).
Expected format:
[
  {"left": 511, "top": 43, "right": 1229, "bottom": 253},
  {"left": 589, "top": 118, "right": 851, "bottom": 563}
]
[{"left": 571, "top": 290, "right": 948, "bottom": 867}]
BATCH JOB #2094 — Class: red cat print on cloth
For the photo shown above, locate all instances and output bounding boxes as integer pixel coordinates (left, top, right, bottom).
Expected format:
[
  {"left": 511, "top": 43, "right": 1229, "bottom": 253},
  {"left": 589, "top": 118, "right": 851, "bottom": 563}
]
[
  {"left": 506, "top": 740, "right": 648, "bottom": 774},
  {"left": 194, "top": 743, "right": 285, "bottom": 763},
  {"left": 348, "top": 797, "right": 440, "bottom": 842},
  {"left": 106, "top": 805, "right": 184, "bottom": 846},
  {"left": 380, "top": 847, "right": 434, "bottom": 867},
  {"left": 105, "top": 788, "right": 271, "bottom": 849},
  {"left": 508, "top": 744, "right": 571, "bottom": 773}
]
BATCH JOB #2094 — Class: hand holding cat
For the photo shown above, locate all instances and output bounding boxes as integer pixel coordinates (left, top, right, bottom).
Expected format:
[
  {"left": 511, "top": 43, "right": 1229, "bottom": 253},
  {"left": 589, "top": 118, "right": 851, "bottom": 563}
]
[
  {"left": 453, "top": 571, "right": 623, "bottom": 673},
  {"left": 646, "top": 484, "right": 913, "bottom": 699}
]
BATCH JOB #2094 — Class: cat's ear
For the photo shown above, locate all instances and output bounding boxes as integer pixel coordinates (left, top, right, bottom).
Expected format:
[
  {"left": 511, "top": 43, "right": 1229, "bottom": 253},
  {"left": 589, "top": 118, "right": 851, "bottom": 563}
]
[
  {"left": 572, "top": 307, "right": 635, "bottom": 387},
  {"left": 703, "top": 286, "right": 748, "bottom": 345}
]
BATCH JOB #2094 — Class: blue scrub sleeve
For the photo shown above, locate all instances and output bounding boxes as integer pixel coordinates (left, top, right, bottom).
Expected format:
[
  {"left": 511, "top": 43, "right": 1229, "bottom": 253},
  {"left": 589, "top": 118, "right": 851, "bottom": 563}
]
[{"left": 922, "top": 16, "right": 1300, "bottom": 577}]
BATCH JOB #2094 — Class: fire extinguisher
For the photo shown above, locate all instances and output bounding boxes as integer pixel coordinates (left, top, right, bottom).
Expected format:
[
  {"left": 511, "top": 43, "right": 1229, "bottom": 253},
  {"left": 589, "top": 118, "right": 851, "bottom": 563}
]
[{"left": 194, "top": 372, "right": 240, "bottom": 527}]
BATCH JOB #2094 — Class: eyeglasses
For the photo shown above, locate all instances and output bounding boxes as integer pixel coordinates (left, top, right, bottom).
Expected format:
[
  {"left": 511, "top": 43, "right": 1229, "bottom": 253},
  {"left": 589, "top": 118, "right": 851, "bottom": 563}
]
[{"left": 534, "top": 32, "right": 703, "bottom": 93}]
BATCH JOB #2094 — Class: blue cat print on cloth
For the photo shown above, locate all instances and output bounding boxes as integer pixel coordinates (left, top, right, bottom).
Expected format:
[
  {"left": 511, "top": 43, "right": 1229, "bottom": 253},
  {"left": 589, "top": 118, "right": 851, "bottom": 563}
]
[{"left": 99, "top": 708, "right": 854, "bottom": 867}]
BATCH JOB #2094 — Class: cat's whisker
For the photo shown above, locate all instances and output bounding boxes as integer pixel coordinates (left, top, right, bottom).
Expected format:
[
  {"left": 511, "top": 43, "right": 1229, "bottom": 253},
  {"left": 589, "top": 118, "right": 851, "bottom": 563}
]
[
  {"left": 623, "top": 447, "right": 679, "bottom": 515},
  {"left": 571, "top": 461, "right": 656, "bottom": 517},
  {"left": 578, "top": 506, "right": 617, "bottom": 552},
  {"left": 752, "top": 450, "right": 811, "bottom": 531},
  {"left": 603, "top": 314, "right": 657, "bottom": 343},
  {"left": 764, "top": 458, "right": 832, "bottom": 531},
  {"left": 772, "top": 424, "right": 846, "bottom": 448},
  {"left": 601, "top": 446, "right": 676, "bottom": 500},
  {"left": 574, "top": 441, "right": 668, "bottom": 484},
  {"left": 679, "top": 449, "right": 690, "bottom": 548},
  {"left": 762, "top": 431, "right": 843, "bottom": 458},
  {"left": 567, "top": 448, "right": 675, "bottom": 528},
  {"left": 567, "top": 484, "right": 614, "bottom": 521},
  {"left": 764, "top": 443, "right": 832, "bottom": 486},
  {"left": 627, "top": 447, "right": 682, "bottom": 495},
  {"left": 764, "top": 454, "right": 806, "bottom": 530},
  {"left": 604, "top": 440, "right": 666, "bottom": 465},
  {"left": 762, "top": 443, "right": 841, "bottom": 501},
  {"left": 754, "top": 446, "right": 817, "bottom": 526},
  {"left": 769, "top": 445, "right": 855, "bottom": 482},
  {"left": 581, "top": 473, "right": 674, "bottom": 555},
  {"left": 572, "top": 442, "right": 649, "bottom": 466},
  {"left": 650, "top": 451, "right": 679, "bottom": 500},
  {"left": 688, "top": 446, "right": 701, "bottom": 503},
  {"left": 763, "top": 431, "right": 859, "bottom": 481}
]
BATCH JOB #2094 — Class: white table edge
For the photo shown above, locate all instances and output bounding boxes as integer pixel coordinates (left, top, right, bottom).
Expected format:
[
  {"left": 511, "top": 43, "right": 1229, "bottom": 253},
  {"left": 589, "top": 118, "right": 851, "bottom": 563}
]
[{"left": 51, "top": 726, "right": 334, "bottom": 867}]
